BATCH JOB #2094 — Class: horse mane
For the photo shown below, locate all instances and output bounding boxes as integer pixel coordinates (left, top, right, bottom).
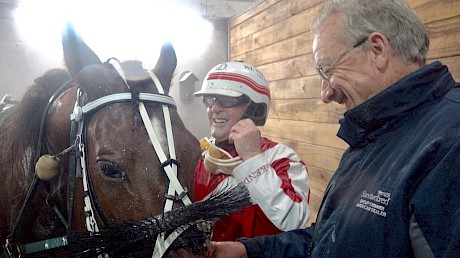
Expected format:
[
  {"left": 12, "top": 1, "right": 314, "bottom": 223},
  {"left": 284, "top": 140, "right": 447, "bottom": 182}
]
[{"left": 0, "top": 68, "right": 71, "bottom": 169}]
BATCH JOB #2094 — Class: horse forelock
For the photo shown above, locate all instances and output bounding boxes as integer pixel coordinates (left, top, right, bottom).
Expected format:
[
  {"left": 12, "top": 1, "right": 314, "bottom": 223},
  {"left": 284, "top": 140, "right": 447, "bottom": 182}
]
[
  {"left": 76, "top": 64, "right": 128, "bottom": 101},
  {"left": 76, "top": 61, "right": 169, "bottom": 101}
]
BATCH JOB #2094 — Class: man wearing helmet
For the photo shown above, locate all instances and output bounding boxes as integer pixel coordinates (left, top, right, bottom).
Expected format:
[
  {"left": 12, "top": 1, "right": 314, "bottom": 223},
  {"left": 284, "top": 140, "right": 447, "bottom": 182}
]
[{"left": 193, "top": 61, "right": 311, "bottom": 241}]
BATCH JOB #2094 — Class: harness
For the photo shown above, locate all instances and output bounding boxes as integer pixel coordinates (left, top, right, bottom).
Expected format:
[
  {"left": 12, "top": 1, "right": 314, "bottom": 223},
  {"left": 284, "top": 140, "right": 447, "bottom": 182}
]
[{"left": 3, "top": 60, "right": 192, "bottom": 257}]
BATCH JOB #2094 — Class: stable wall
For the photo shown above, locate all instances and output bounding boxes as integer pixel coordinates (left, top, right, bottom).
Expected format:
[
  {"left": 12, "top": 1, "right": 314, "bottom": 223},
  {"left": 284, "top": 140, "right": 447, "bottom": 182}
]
[{"left": 229, "top": 0, "right": 460, "bottom": 225}]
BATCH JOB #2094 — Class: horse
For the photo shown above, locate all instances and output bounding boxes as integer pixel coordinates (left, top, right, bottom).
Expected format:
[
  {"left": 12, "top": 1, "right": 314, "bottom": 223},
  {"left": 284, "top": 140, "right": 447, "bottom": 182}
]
[{"left": 0, "top": 23, "right": 207, "bottom": 257}]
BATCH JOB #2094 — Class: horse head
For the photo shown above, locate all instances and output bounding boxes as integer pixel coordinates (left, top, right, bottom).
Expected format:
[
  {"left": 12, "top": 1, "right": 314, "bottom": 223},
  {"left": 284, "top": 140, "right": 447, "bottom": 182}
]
[{"left": 1, "top": 23, "right": 206, "bottom": 257}]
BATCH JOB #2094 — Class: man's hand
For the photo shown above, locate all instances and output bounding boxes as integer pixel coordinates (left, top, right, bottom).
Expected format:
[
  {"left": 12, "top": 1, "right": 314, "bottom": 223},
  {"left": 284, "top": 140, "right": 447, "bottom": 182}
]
[
  {"left": 228, "top": 118, "right": 262, "bottom": 161},
  {"left": 206, "top": 241, "right": 248, "bottom": 258}
]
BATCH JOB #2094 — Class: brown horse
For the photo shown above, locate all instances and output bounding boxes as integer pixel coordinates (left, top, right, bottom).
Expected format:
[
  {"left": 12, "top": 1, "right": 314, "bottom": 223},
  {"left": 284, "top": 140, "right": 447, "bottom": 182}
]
[{"left": 0, "top": 23, "right": 206, "bottom": 257}]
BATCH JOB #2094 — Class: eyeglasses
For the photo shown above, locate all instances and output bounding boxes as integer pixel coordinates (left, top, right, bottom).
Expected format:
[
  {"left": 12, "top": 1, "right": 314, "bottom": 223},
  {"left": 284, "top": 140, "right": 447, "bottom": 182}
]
[
  {"left": 316, "top": 37, "right": 368, "bottom": 87},
  {"left": 203, "top": 95, "right": 249, "bottom": 108}
]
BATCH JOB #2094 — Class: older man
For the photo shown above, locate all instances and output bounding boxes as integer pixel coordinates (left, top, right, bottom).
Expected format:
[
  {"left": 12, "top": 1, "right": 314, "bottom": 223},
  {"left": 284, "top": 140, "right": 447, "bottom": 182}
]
[{"left": 206, "top": 0, "right": 460, "bottom": 257}]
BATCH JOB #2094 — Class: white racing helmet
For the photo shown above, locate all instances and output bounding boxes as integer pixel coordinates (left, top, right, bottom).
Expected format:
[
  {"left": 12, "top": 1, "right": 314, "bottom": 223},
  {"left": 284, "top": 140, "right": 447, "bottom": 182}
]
[{"left": 194, "top": 61, "right": 271, "bottom": 126}]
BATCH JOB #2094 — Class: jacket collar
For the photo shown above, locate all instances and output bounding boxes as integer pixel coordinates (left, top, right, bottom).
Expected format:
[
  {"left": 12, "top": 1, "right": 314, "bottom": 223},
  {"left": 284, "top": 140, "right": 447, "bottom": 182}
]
[{"left": 338, "top": 61, "right": 455, "bottom": 148}]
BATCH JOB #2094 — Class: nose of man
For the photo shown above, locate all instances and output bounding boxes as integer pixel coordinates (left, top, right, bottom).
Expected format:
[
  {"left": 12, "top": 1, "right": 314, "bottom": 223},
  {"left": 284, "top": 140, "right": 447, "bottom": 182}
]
[{"left": 320, "top": 80, "right": 335, "bottom": 103}]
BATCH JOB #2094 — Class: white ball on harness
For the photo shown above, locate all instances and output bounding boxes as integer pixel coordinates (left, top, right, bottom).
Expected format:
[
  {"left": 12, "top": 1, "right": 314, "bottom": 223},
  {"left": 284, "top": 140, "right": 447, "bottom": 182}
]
[{"left": 35, "top": 155, "right": 61, "bottom": 181}]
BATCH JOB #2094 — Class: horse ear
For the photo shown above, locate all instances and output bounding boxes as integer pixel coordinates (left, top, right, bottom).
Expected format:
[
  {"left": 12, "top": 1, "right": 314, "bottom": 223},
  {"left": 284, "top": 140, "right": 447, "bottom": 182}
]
[
  {"left": 153, "top": 41, "right": 177, "bottom": 94},
  {"left": 62, "top": 22, "right": 102, "bottom": 77}
]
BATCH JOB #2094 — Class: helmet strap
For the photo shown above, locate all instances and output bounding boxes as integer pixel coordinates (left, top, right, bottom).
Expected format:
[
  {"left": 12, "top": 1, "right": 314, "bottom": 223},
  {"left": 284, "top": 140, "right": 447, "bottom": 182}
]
[{"left": 241, "top": 102, "right": 267, "bottom": 126}]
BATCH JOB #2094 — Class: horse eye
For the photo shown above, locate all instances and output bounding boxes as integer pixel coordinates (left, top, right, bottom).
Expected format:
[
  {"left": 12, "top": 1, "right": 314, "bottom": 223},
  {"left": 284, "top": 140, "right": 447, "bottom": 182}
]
[{"left": 99, "top": 162, "right": 127, "bottom": 180}]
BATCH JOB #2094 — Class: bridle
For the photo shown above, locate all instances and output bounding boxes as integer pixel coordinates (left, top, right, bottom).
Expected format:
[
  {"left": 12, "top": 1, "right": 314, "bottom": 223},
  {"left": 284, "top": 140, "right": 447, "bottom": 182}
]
[{"left": 4, "top": 59, "right": 193, "bottom": 257}]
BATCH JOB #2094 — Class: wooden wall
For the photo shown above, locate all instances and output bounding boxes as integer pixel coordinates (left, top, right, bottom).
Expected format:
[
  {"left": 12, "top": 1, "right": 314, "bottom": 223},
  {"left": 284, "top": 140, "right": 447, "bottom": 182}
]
[{"left": 229, "top": 0, "right": 460, "bottom": 226}]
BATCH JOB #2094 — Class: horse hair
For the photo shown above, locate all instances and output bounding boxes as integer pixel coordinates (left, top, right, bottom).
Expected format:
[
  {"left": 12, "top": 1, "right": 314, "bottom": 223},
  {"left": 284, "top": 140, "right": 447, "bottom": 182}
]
[{"left": 0, "top": 68, "right": 71, "bottom": 171}]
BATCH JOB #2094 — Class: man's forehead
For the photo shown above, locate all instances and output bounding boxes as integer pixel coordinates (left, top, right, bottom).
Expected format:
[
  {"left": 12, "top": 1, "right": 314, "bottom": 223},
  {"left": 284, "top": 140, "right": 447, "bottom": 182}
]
[
  {"left": 313, "top": 34, "right": 344, "bottom": 64},
  {"left": 313, "top": 15, "right": 346, "bottom": 63}
]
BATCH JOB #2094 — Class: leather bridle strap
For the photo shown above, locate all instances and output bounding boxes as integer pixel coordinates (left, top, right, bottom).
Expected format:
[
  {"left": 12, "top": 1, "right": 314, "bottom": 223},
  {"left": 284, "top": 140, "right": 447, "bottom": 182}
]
[
  {"left": 81, "top": 93, "right": 176, "bottom": 113},
  {"left": 138, "top": 102, "right": 192, "bottom": 203},
  {"left": 146, "top": 71, "right": 192, "bottom": 257},
  {"left": 3, "top": 80, "right": 72, "bottom": 257},
  {"left": 106, "top": 60, "right": 193, "bottom": 257}
]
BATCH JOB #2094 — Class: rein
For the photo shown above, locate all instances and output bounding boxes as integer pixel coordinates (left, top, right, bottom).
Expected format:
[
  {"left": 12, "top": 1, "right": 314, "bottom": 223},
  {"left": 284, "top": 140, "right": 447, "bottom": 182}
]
[{"left": 3, "top": 62, "right": 192, "bottom": 257}]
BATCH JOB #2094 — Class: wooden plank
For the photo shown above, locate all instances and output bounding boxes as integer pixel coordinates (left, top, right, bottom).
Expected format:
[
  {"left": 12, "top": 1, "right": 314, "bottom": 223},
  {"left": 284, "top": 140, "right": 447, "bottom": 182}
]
[
  {"left": 410, "top": 0, "right": 460, "bottom": 24},
  {"left": 230, "top": 0, "right": 321, "bottom": 40},
  {"left": 269, "top": 99, "right": 344, "bottom": 124},
  {"left": 290, "top": 0, "right": 324, "bottom": 17},
  {"left": 256, "top": 54, "right": 316, "bottom": 82},
  {"left": 230, "top": 2, "right": 323, "bottom": 58},
  {"left": 230, "top": 0, "right": 279, "bottom": 29},
  {"left": 230, "top": 0, "right": 292, "bottom": 45},
  {"left": 261, "top": 119, "right": 347, "bottom": 150},
  {"left": 426, "top": 16, "right": 460, "bottom": 59},
  {"left": 257, "top": 55, "right": 309, "bottom": 81},
  {"left": 292, "top": 142, "right": 344, "bottom": 175},
  {"left": 229, "top": 0, "right": 323, "bottom": 34},
  {"left": 269, "top": 76, "right": 321, "bottom": 100},
  {"left": 307, "top": 166, "right": 333, "bottom": 193},
  {"left": 306, "top": 209, "right": 317, "bottom": 227},
  {"left": 231, "top": 19, "right": 293, "bottom": 59},
  {"left": 308, "top": 188, "right": 325, "bottom": 221},
  {"left": 267, "top": 136, "right": 345, "bottom": 173},
  {"left": 232, "top": 31, "right": 311, "bottom": 67}
]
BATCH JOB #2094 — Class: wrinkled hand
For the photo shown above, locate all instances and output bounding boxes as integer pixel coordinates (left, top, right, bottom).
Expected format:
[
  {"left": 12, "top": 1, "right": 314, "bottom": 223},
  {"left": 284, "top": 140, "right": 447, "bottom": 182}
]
[
  {"left": 228, "top": 118, "right": 262, "bottom": 161},
  {"left": 206, "top": 241, "right": 248, "bottom": 258}
]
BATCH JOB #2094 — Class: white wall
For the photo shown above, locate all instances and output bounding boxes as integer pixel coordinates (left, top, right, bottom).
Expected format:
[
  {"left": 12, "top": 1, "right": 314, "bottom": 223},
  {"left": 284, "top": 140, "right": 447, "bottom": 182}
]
[
  {"left": 170, "top": 18, "right": 229, "bottom": 140},
  {"left": 0, "top": 3, "right": 64, "bottom": 101},
  {"left": 0, "top": 2, "right": 229, "bottom": 140}
]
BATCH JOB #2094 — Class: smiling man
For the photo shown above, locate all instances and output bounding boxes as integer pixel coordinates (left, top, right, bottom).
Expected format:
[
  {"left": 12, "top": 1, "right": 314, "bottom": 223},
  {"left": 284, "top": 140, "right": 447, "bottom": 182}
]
[
  {"left": 193, "top": 61, "right": 310, "bottom": 241},
  {"left": 205, "top": 0, "right": 460, "bottom": 257}
]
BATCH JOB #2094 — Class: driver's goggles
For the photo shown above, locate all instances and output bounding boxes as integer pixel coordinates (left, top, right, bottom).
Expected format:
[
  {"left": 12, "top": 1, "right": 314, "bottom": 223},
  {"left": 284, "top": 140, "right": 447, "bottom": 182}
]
[{"left": 203, "top": 95, "right": 249, "bottom": 108}]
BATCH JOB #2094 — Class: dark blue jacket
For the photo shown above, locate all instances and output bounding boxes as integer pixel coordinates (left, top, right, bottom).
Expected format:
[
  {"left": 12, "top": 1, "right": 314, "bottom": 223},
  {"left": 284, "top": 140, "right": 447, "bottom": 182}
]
[{"left": 241, "top": 62, "right": 460, "bottom": 258}]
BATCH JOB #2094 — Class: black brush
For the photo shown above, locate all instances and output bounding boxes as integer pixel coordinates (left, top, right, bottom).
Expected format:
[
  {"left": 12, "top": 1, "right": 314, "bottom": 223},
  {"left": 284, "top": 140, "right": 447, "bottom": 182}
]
[{"left": 68, "top": 182, "right": 251, "bottom": 256}]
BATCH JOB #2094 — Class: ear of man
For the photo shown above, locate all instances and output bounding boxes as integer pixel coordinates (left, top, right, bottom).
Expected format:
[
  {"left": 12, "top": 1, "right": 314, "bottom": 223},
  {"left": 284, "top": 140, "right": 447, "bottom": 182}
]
[{"left": 368, "top": 32, "right": 391, "bottom": 72}]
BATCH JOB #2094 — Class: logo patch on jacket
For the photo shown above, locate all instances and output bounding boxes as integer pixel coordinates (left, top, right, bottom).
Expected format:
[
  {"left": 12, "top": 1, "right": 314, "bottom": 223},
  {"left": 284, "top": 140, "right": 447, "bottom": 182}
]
[
  {"left": 242, "top": 164, "right": 270, "bottom": 184},
  {"left": 356, "top": 190, "right": 391, "bottom": 217}
]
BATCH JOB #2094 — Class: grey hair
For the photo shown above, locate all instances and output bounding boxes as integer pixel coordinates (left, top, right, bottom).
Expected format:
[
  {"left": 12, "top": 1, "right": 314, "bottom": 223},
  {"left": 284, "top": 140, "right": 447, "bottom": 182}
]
[{"left": 312, "top": 0, "right": 429, "bottom": 65}]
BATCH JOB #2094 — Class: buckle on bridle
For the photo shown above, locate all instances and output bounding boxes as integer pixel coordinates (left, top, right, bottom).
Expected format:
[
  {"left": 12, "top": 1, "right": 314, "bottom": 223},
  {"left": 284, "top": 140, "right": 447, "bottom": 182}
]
[
  {"left": 4, "top": 239, "right": 21, "bottom": 257},
  {"left": 161, "top": 159, "right": 187, "bottom": 200},
  {"left": 160, "top": 158, "right": 180, "bottom": 171},
  {"left": 164, "top": 187, "right": 189, "bottom": 201}
]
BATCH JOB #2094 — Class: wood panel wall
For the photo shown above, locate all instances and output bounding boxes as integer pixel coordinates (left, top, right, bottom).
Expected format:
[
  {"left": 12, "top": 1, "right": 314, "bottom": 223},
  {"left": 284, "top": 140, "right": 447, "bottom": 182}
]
[{"left": 229, "top": 0, "right": 460, "bottom": 226}]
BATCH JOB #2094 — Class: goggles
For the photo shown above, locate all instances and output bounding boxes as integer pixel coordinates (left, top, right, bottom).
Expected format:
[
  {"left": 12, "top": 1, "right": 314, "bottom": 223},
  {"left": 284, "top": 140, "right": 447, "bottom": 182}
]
[{"left": 203, "top": 95, "right": 249, "bottom": 108}]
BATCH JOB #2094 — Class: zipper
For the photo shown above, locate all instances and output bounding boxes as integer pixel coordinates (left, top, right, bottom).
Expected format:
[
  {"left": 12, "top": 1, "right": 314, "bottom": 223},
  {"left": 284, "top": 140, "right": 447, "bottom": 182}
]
[{"left": 308, "top": 181, "right": 335, "bottom": 256}]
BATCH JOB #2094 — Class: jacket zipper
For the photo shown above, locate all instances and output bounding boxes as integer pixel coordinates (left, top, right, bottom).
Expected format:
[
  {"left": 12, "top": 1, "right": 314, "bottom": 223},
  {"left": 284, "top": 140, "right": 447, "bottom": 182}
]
[{"left": 308, "top": 181, "right": 335, "bottom": 257}]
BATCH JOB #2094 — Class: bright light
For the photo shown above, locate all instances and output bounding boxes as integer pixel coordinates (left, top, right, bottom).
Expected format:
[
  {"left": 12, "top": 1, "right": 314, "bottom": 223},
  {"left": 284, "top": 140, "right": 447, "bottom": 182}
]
[{"left": 14, "top": 0, "right": 213, "bottom": 69}]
